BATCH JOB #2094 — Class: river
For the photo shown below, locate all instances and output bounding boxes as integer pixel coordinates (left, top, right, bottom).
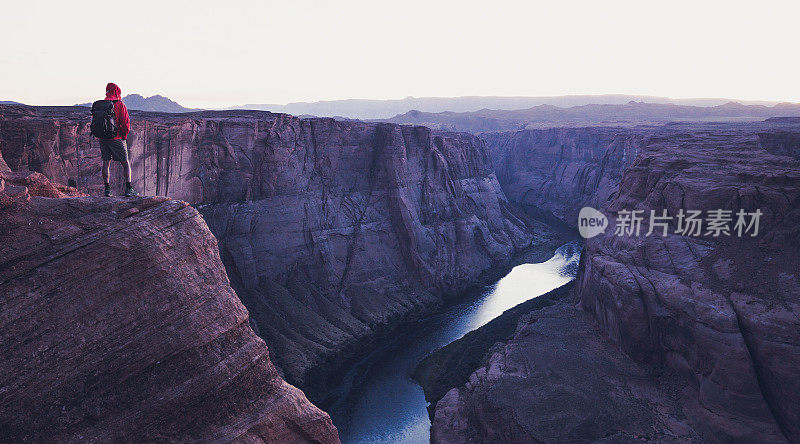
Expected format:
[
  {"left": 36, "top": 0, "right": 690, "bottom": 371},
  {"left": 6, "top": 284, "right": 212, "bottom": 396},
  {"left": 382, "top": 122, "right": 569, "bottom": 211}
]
[{"left": 327, "top": 241, "right": 582, "bottom": 443}]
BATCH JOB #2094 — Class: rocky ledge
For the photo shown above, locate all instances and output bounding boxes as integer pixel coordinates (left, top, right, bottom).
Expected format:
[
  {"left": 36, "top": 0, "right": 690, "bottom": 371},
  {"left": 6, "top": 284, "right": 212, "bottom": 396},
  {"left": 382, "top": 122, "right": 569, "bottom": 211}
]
[{"left": 0, "top": 171, "right": 338, "bottom": 443}]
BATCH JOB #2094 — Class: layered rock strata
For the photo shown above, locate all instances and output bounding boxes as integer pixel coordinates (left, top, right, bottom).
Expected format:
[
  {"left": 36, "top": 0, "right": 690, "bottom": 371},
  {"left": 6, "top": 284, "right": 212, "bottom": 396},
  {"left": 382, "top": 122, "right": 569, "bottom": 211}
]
[
  {"left": 482, "top": 127, "right": 644, "bottom": 226},
  {"left": 420, "top": 121, "right": 800, "bottom": 443},
  {"left": 0, "top": 170, "right": 339, "bottom": 443},
  {"left": 0, "top": 105, "right": 545, "bottom": 397},
  {"left": 577, "top": 125, "right": 800, "bottom": 441}
]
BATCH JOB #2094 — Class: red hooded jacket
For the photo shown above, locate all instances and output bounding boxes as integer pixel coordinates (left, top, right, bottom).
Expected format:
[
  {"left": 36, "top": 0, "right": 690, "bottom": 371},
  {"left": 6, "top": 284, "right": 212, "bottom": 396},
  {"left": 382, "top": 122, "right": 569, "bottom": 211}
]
[{"left": 104, "top": 83, "right": 130, "bottom": 140}]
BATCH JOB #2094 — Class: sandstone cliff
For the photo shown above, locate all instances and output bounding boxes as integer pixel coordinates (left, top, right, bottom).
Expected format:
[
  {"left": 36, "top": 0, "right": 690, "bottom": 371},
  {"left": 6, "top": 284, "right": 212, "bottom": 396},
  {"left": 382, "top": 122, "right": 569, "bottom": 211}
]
[
  {"left": 482, "top": 127, "right": 644, "bottom": 227},
  {"left": 577, "top": 122, "right": 800, "bottom": 441},
  {"left": 420, "top": 120, "right": 800, "bottom": 443},
  {"left": 0, "top": 105, "right": 546, "bottom": 398},
  {"left": 0, "top": 170, "right": 339, "bottom": 443}
]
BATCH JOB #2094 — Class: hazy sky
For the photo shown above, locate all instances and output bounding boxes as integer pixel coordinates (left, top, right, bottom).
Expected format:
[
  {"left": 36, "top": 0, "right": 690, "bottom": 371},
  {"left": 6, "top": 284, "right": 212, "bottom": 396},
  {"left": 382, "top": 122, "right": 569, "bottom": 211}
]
[{"left": 1, "top": 0, "right": 798, "bottom": 108}]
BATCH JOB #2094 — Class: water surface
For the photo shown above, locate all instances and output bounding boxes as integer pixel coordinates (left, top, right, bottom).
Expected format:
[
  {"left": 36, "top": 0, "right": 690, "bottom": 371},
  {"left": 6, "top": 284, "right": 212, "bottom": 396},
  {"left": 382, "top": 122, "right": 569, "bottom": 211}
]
[{"left": 329, "top": 241, "right": 581, "bottom": 443}]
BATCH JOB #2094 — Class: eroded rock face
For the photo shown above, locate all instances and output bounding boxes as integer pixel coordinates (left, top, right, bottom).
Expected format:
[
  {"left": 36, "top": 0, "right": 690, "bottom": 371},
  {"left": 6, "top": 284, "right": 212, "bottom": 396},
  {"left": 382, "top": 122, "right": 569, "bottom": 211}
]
[
  {"left": 424, "top": 121, "right": 800, "bottom": 443},
  {"left": 576, "top": 124, "right": 800, "bottom": 441},
  {"left": 431, "top": 289, "right": 707, "bottom": 443},
  {"left": 0, "top": 105, "right": 540, "bottom": 396},
  {"left": 0, "top": 171, "right": 339, "bottom": 443},
  {"left": 482, "top": 127, "right": 644, "bottom": 227},
  {"left": 759, "top": 128, "right": 800, "bottom": 160}
]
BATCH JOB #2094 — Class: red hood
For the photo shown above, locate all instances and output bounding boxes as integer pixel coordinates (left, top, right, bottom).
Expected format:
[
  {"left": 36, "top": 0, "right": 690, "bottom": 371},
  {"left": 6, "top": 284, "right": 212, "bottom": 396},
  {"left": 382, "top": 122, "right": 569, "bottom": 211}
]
[{"left": 105, "top": 83, "right": 122, "bottom": 100}]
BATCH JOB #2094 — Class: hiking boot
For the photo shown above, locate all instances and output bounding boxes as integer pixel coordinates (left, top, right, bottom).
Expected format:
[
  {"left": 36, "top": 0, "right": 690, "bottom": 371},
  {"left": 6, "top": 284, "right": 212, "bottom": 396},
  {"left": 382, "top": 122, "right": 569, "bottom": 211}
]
[
  {"left": 104, "top": 185, "right": 112, "bottom": 197},
  {"left": 124, "top": 185, "right": 139, "bottom": 197}
]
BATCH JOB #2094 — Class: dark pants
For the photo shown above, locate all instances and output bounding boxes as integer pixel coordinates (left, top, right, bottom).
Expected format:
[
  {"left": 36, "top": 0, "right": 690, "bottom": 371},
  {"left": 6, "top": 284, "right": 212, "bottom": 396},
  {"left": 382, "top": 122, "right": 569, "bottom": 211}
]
[{"left": 99, "top": 139, "right": 129, "bottom": 162}]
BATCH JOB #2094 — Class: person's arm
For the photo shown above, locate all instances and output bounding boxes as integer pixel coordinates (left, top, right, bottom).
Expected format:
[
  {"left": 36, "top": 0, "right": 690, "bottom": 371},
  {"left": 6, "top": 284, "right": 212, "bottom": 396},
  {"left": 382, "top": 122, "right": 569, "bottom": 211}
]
[{"left": 116, "top": 101, "right": 131, "bottom": 139}]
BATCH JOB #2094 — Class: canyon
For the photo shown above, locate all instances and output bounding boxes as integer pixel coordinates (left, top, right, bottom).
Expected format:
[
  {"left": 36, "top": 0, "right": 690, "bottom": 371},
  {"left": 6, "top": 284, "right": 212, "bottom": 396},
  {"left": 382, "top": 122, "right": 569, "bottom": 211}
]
[
  {"left": 3, "top": 102, "right": 800, "bottom": 443},
  {"left": 0, "top": 104, "right": 555, "bottom": 402},
  {"left": 416, "top": 120, "right": 800, "bottom": 442},
  {"left": 482, "top": 127, "right": 645, "bottom": 227},
  {"left": 577, "top": 123, "right": 800, "bottom": 440}
]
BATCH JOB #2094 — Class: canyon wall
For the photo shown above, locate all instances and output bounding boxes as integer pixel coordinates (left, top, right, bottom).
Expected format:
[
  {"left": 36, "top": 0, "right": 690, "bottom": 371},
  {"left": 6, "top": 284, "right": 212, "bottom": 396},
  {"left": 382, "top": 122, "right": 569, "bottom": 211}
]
[
  {"left": 482, "top": 127, "right": 645, "bottom": 227},
  {"left": 758, "top": 119, "right": 800, "bottom": 160},
  {"left": 0, "top": 170, "right": 338, "bottom": 442},
  {"left": 576, "top": 122, "right": 800, "bottom": 441},
  {"left": 0, "top": 105, "right": 545, "bottom": 398}
]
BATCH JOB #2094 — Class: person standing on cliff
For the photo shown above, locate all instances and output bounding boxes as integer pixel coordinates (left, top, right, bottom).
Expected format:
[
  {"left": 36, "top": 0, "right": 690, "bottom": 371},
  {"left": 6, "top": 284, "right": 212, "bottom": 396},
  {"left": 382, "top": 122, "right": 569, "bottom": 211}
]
[{"left": 90, "top": 82, "right": 138, "bottom": 197}]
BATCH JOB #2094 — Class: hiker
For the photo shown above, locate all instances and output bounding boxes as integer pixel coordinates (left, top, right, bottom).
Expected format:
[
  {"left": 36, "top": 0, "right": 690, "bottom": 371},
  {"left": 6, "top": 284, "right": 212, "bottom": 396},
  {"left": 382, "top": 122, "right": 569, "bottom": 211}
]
[{"left": 90, "top": 83, "right": 138, "bottom": 197}]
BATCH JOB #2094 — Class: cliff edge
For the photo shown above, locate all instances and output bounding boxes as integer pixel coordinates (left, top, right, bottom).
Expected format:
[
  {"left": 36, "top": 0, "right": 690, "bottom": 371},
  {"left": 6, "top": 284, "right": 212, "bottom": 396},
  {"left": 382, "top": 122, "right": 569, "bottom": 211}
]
[{"left": 0, "top": 171, "right": 339, "bottom": 443}]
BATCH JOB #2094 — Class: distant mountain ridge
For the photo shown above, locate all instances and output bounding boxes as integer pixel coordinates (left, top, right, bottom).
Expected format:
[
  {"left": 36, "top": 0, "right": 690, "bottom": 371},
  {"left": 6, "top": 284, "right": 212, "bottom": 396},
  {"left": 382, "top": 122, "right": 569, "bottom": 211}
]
[
  {"left": 227, "top": 94, "right": 793, "bottom": 120},
  {"left": 381, "top": 100, "right": 800, "bottom": 133},
  {"left": 11, "top": 94, "right": 800, "bottom": 124},
  {"left": 77, "top": 94, "right": 191, "bottom": 113}
]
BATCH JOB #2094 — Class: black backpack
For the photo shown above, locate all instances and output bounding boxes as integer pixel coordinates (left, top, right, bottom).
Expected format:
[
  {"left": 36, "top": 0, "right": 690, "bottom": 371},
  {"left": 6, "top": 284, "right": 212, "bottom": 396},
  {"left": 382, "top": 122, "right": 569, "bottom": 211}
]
[{"left": 90, "top": 100, "right": 119, "bottom": 139}]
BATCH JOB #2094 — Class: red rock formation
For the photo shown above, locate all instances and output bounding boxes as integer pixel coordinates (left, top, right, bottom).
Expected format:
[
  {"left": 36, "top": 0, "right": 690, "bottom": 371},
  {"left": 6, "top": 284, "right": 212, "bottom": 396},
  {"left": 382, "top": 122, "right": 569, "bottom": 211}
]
[
  {"left": 422, "top": 121, "right": 800, "bottom": 443},
  {"left": 0, "top": 171, "right": 339, "bottom": 443},
  {"left": 0, "top": 105, "right": 545, "bottom": 398},
  {"left": 577, "top": 124, "right": 800, "bottom": 441}
]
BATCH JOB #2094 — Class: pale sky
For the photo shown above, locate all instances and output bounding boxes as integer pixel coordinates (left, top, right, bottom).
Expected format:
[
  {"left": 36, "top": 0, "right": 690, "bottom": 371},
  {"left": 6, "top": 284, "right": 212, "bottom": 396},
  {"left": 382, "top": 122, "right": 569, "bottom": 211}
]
[{"left": 1, "top": 0, "right": 798, "bottom": 108}]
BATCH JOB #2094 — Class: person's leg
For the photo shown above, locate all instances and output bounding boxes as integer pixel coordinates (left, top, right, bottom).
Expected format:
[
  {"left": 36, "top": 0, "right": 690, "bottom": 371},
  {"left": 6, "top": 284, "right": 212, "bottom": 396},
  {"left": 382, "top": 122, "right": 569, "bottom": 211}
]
[
  {"left": 121, "top": 158, "right": 138, "bottom": 197},
  {"left": 121, "top": 160, "right": 132, "bottom": 183},
  {"left": 99, "top": 139, "right": 114, "bottom": 196},
  {"left": 109, "top": 139, "right": 138, "bottom": 197},
  {"left": 102, "top": 159, "right": 112, "bottom": 196},
  {"left": 102, "top": 159, "right": 111, "bottom": 183}
]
